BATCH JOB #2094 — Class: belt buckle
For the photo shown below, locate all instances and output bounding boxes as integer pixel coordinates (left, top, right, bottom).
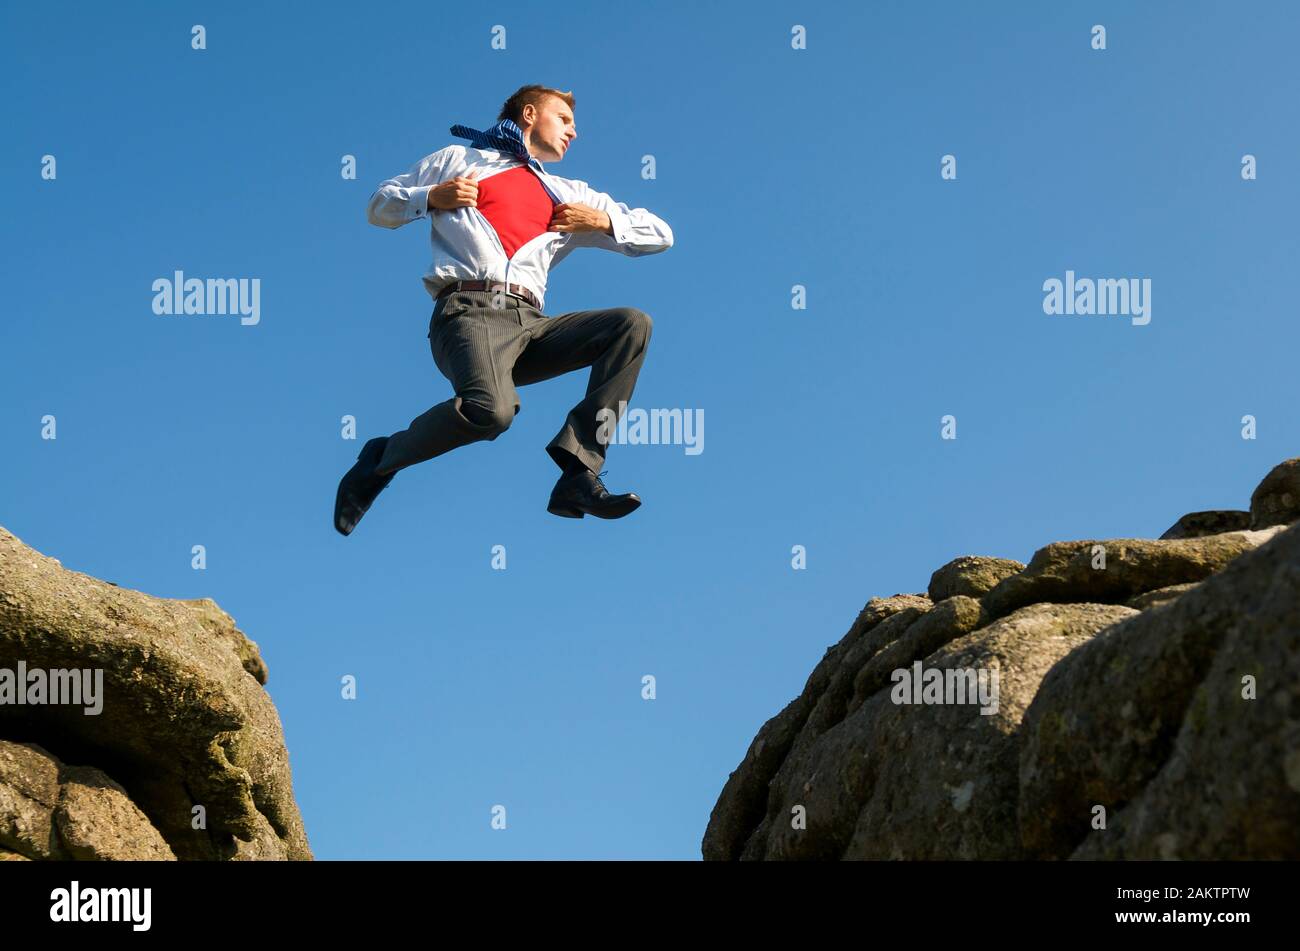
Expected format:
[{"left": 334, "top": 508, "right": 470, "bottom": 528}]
[{"left": 490, "top": 279, "right": 517, "bottom": 306}]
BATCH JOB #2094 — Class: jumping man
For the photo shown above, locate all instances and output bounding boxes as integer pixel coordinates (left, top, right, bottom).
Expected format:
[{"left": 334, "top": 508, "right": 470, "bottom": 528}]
[{"left": 334, "top": 84, "right": 673, "bottom": 536}]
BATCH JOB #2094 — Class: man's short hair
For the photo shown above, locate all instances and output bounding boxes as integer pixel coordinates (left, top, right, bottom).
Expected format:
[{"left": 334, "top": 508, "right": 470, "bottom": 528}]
[{"left": 497, "top": 85, "right": 575, "bottom": 125}]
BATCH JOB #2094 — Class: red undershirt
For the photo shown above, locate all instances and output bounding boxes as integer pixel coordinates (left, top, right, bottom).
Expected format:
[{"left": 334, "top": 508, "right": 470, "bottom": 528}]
[{"left": 474, "top": 165, "right": 556, "bottom": 258}]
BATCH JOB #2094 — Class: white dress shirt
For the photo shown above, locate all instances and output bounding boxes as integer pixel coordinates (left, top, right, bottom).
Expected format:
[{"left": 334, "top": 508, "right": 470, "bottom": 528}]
[{"left": 367, "top": 144, "right": 673, "bottom": 310}]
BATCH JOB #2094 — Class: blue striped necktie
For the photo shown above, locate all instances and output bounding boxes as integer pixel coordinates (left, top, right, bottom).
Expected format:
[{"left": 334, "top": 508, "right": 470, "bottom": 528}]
[{"left": 449, "top": 118, "right": 546, "bottom": 173}]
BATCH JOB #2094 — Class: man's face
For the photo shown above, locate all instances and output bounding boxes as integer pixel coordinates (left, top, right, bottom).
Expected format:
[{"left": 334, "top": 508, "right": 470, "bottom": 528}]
[{"left": 520, "top": 96, "right": 576, "bottom": 163}]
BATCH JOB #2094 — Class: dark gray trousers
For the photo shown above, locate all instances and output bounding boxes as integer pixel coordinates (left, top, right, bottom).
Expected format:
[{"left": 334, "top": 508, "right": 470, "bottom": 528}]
[{"left": 374, "top": 288, "right": 653, "bottom": 478}]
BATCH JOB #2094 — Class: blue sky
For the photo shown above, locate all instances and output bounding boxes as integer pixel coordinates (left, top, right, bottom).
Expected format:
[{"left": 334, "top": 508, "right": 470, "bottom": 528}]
[{"left": 3, "top": 0, "right": 1296, "bottom": 859}]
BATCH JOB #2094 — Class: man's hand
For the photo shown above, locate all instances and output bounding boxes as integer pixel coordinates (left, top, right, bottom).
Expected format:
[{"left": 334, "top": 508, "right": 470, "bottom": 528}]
[
  {"left": 429, "top": 170, "right": 480, "bottom": 211},
  {"left": 548, "top": 203, "right": 613, "bottom": 235}
]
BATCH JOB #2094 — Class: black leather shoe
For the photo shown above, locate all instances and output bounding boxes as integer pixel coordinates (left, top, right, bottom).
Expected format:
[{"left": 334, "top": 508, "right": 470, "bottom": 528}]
[
  {"left": 547, "top": 468, "right": 641, "bottom": 519},
  {"left": 334, "top": 437, "right": 396, "bottom": 536}
]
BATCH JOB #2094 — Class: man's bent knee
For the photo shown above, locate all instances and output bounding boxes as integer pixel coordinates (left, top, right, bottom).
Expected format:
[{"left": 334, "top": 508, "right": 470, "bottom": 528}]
[
  {"left": 618, "top": 307, "right": 652, "bottom": 342},
  {"left": 459, "top": 398, "right": 515, "bottom": 438}
]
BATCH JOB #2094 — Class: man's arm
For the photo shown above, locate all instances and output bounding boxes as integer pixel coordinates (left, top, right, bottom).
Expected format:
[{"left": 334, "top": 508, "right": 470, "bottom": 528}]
[
  {"left": 553, "top": 179, "right": 673, "bottom": 256},
  {"left": 366, "top": 147, "right": 460, "bottom": 229}
]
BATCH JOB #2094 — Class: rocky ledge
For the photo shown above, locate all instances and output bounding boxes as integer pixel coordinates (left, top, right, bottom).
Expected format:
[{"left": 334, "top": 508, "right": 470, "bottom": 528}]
[
  {"left": 0, "top": 527, "right": 311, "bottom": 861},
  {"left": 704, "top": 458, "right": 1300, "bottom": 860}
]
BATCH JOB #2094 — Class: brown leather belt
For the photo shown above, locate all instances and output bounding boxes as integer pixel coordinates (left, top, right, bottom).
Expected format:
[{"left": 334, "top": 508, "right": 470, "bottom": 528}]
[{"left": 436, "top": 279, "right": 540, "bottom": 310}]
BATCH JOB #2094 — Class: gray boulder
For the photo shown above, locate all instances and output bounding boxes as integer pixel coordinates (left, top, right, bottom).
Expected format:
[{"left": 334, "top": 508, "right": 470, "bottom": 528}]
[
  {"left": 928, "top": 556, "right": 1024, "bottom": 601},
  {"left": 0, "top": 525, "right": 311, "bottom": 860},
  {"left": 736, "top": 603, "right": 1134, "bottom": 860},
  {"left": 1125, "top": 582, "right": 1199, "bottom": 610},
  {"left": 982, "top": 527, "right": 1286, "bottom": 621},
  {"left": 1159, "top": 510, "right": 1250, "bottom": 539},
  {"left": 1021, "top": 521, "right": 1300, "bottom": 859},
  {"left": 701, "top": 594, "right": 929, "bottom": 861},
  {"left": 1250, "top": 457, "right": 1300, "bottom": 529},
  {"left": 0, "top": 740, "right": 176, "bottom": 860},
  {"left": 706, "top": 459, "right": 1300, "bottom": 861}
]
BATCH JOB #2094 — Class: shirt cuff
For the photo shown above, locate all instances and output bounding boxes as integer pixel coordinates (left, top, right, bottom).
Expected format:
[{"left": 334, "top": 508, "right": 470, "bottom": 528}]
[
  {"left": 606, "top": 205, "right": 631, "bottom": 245},
  {"left": 408, "top": 185, "right": 433, "bottom": 220}
]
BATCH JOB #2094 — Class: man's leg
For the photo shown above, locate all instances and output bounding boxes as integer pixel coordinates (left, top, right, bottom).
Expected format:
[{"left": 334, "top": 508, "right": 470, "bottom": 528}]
[
  {"left": 512, "top": 305, "right": 653, "bottom": 475},
  {"left": 374, "top": 298, "right": 531, "bottom": 476}
]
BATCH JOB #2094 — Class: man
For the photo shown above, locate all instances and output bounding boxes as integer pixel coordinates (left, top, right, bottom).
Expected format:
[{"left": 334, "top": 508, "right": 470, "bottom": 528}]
[{"left": 334, "top": 84, "right": 674, "bottom": 536}]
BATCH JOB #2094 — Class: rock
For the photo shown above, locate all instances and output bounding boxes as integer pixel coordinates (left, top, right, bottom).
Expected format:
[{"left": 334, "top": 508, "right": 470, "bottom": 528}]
[
  {"left": 1250, "top": 458, "right": 1300, "bottom": 529},
  {"left": 731, "top": 600, "right": 938, "bottom": 859},
  {"left": 843, "top": 603, "right": 1138, "bottom": 860},
  {"left": 928, "top": 556, "right": 1024, "bottom": 601},
  {"left": 981, "top": 527, "right": 1287, "bottom": 621},
  {"left": 1126, "top": 582, "right": 1199, "bottom": 610},
  {"left": 1020, "top": 522, "right": 1300, "bottom": 859},
  {"left": 175, "top": 597, "right": 270, "bottom": 685},
  {"left": 56, "top": 764, "right": 176, "bottom": 860},
  {"left": 56, "top": 763, "right": 174, "bottom": 862},
  {"left": 844, "top": 594, "right": 932, "bottom": 644},
  {"left": 705, "top": 457, "right": 1300, "bottom": 861},
  {"left": 1159, "top": 510, "right": 1250, "bottom": 540},
  {"left": 0, "top": 740, "right": 174, "bottom": 860},
  {"left": 845, "top": 595, "right": 986, "bottom": 717},
  {"left": 736, "top": 603, "right": 1135, "bottom": 860},
  {"left": 0, "top": 739, "right": 60, "bottom": 858},
  {"left": 701, "top": 594, "right": 929, "bottom": 861},
  {"left": 0, "top": 525, "right": 311, "bottom": 861}
]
